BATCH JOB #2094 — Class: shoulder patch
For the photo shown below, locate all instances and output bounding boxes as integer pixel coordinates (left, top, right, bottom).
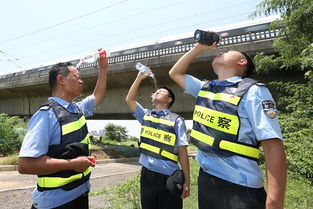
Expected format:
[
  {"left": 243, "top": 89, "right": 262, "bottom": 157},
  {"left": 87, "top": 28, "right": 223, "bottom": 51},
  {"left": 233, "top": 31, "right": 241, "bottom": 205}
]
[{"left": 262, "top": 100, "right": 277, "bottom": 119}]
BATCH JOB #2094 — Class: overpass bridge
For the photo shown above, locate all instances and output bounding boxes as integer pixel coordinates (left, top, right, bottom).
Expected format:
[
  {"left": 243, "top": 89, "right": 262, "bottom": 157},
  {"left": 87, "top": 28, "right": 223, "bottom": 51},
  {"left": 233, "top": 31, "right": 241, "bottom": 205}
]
[{"left": 0, "top": 16, "right": 281, "bottom": 119}]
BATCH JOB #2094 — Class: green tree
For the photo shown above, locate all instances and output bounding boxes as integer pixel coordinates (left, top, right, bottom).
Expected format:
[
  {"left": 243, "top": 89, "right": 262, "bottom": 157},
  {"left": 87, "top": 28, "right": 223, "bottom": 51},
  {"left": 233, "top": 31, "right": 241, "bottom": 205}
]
[
  {"left": 253, "top": 0, "right": 313, "bottom": 73},
  {"left": 103, "top": 123, "right": 128, "bottom": 142},
  {"left": 0, "top": 114, "right": 27, "bottom": 155},
  {"left": 253, "top": 0, "right": 313, "bottom": 179}
]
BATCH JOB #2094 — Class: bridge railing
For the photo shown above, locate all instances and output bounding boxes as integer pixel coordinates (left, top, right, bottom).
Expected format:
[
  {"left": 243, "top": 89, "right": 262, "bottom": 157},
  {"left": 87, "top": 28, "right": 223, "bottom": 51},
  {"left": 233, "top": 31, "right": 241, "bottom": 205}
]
[
  {"left": 78, "top": 21, "right": 279, "bottom": 70},
  {"left": 0, "top": 18, "right": 280, "bottom": 80}
]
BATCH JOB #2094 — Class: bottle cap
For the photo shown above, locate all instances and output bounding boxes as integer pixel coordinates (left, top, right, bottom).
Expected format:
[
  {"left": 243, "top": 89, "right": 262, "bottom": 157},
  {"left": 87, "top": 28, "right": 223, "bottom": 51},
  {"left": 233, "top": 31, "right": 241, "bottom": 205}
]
[{"left": 97, "top": 48, "right": 107, "bottom": 58}]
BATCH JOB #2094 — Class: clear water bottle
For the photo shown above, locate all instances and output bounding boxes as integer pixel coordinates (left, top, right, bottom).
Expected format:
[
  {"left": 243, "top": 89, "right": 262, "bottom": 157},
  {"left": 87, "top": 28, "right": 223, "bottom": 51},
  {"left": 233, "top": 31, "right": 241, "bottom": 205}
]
[
  {"left": 135, "top": 62, "right": 154, "bottom": 78},
  {"left": 76, "top": 48, "right": 110, "bottom": 68},
  {"left": 83, "top": 48, "right": 109, "bottom": 63}
]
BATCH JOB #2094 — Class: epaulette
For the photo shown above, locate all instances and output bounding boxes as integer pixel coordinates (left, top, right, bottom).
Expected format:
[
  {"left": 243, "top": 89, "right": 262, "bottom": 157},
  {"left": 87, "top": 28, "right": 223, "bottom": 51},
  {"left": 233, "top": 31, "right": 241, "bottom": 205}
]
[
  {"left": 39, "top": 105, "right": 50, "bottom": 111},
  {"left": 256, "top": 82, "right": 266, "bottom": 86}
]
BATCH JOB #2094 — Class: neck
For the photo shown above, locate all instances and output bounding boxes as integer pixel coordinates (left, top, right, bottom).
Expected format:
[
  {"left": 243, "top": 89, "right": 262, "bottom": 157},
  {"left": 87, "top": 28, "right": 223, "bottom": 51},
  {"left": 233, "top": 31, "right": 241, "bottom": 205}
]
[
  {"left": 153, "top": 103, "right": 168, "bottom": 112},
  {"left": 52, "top": 90, "right": 74, "bottom": 103},
  {"left": 215, "top": 67, "right": 241, "bottom": 81}
]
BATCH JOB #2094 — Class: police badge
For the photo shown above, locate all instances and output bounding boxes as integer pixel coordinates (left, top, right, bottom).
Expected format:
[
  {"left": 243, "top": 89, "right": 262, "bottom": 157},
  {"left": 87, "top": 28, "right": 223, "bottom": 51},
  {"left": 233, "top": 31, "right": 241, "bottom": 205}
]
[{"left": 262, "top": 100, "right": 277, "bottom": 119}]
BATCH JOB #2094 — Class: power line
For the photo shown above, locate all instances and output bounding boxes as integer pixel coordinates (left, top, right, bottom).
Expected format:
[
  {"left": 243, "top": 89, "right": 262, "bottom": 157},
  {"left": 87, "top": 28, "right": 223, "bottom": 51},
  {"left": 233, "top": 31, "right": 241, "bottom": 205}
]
[
  {"left": 22, "top": 11, "right": 251, "bottom": 61},
  {"left": 0, "top": 50, "right": 24, "bottom": 69},
  {"left": 6, "top": 0, "right": 254, "bottom": 52},
  {"left": 2, "top": 1, "right": 257, "bottom": 69},
  {"left": 0, "top": 0, "right": 128, "bottom": 45},
  {"left": 5, "top": 0, "right": 190, "bottom": 51}
]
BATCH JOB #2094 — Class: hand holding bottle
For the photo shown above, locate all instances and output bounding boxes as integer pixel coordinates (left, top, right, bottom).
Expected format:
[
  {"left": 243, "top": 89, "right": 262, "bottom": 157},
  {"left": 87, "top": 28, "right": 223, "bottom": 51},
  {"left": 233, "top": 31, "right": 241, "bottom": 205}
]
[{"left": 136, "top": 62, "right": 155, "bottom": 78}]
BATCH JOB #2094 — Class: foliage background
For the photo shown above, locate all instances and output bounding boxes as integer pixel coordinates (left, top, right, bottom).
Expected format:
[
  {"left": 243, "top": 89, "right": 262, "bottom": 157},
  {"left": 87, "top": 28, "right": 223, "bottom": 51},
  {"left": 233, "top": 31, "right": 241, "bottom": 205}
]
[{"left": 0, "top": 114, "right": 26, "bottom": 156}]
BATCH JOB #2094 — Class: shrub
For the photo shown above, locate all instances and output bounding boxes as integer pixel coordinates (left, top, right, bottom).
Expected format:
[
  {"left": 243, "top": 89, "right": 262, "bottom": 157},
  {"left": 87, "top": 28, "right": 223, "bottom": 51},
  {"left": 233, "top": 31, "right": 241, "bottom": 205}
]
[
  {"left": 107, "top": 173, "right": 141, "bottom": 209},
  {"left": 0, "top": 114, "right": 26, "bottom": 156},
  {"left": 103, "top": 123, "right": 128, "bottom": 142}
]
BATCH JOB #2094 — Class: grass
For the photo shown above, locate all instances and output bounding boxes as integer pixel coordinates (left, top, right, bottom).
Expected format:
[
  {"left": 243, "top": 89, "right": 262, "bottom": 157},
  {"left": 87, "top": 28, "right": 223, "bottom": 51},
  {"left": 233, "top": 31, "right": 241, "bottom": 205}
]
[
  {"left": 91, "top": 158, "right": 313, "bottom": 209},
  {"left": 0, "top": 153, "right": 18, "bottom": 165},
  {"left": 0, "top": 140, "right": 139, "bottom": 165},
  {"left": 91, "top": 141, "right": 140, "bottom": 158}
]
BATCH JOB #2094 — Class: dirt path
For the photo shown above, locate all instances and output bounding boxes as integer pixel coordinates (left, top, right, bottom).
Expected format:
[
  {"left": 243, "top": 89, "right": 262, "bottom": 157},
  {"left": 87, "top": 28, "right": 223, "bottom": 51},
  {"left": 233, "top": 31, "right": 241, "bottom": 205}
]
[{"left": 0, "top": 161, "right": 141, "bottom": 209}]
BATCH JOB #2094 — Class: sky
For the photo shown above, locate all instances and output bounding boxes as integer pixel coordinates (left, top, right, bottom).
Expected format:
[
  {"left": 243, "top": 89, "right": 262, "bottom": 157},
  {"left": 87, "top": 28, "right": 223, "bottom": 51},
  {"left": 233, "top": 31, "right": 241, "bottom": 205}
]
[
  {"left": 0, "top": 0, "right": 264, "bottom": 136},
  {"left": 0, "top": 0, "right": 264, "bottom": 74}
]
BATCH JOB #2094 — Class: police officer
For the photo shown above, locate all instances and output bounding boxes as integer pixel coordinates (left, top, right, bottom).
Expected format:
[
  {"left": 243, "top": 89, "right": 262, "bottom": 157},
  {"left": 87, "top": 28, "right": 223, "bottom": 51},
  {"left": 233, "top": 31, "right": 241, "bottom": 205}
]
[
  {"left": 18, "top": 55, "right": 108, "bottom": 209},
  {"left": 125, "top": 70, "right": 190, "bottom": 209},
  {"left": 169, "top": 41, "right": 287, "bottom": 209}
]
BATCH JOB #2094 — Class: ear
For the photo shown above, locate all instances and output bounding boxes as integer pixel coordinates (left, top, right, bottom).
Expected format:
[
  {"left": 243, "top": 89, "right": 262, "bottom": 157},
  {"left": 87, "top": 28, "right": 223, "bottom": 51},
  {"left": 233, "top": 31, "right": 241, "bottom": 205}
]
[
  {"left": 237, "top": 58, "right": 247, "bottom": 67},
  {"left": 56, "top": 74, "right": 65, "bottom": 86},
  {"left": 167, "top": 97, "right": 173, "bottom": 106}
]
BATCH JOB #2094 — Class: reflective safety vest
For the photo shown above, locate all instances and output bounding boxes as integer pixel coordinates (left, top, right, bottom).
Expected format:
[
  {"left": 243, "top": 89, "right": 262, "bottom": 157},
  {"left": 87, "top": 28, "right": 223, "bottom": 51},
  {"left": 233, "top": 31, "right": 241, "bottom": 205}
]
[
  {"left": 190, "top": 78, "right": 262, "bottom": 161},
  {"left": 139, "top": 111, "right": 180, "bottom": 162},
  {"left": 37, "top": 100, "right": 92, "bottom": 191}
]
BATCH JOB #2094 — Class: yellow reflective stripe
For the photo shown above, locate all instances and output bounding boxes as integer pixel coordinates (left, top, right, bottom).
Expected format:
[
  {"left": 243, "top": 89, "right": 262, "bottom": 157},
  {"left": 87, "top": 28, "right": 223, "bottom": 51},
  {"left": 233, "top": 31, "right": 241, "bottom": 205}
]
[
  {"left": 62, "top": 116, "right": 86, "bottom": 135},
  {"left": 81, "top": 134, "right": 91, "bottom": 149},
  {"left": 140, "top": 126, "right": 176, "bottom": 146},
  {"left": 140, "top": 142, "right": 160, "bottom": 154},
  {"left": 143, "top": 115, "right": 175, "bottom": 126},
  {"left": 191, "top": 129, "right": 259, "bottom": 159},
  {"left": 190, "top": 129, "right": 214, "bottom": 146},
  {"left": 37, "top": 167, "right": 92, "bottom": 189},
  {"left": 193, "top": 105, "right": 239, "bottom": 135},
  {"left": 219, "top": 140, "right": 260, "bottom": 159},
  {"left": 198, "top": 90, "right": 241, "bottom": 105},
  {"left": 160, "top": 150, "right": 178, "bottom": 162}
]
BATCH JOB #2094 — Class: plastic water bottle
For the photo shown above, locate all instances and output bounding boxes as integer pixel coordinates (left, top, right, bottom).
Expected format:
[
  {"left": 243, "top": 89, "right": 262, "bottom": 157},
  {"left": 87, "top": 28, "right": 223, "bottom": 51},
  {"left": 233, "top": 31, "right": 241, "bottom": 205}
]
[
  {"left": 76, "top": 48, "right": 110, "bottom": 68},
  {"left": 83, "top": 48, "right": 109, "bottom": 63},
  {"left": 135, "top": 62, "right": 154, "bottom": 78}
]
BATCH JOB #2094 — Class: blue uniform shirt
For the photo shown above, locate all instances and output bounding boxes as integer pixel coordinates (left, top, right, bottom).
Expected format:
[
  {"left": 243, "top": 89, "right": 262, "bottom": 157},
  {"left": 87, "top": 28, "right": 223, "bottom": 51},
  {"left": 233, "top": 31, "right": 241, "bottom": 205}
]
[
  {"left": 133, "top": 102, "right": 188, "bottom": 176},
  {"left": 185, "top": 75, "right": 283, "bottom": 188},
  {"left": 19, "top": 96, "right": 94, "bottom": 209}
]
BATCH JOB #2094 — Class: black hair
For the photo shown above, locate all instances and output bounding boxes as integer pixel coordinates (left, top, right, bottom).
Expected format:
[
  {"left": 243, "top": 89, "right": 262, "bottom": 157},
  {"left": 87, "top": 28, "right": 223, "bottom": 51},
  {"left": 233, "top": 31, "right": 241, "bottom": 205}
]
[
  {"left": 49, "top": 62, "right": 73, "bottom": 90},
  {"left": 240, "top": 52, "right": 255, "bottom": 78},
  {"left": 159, "top": 86, "right": 175, "bottom": 108}
]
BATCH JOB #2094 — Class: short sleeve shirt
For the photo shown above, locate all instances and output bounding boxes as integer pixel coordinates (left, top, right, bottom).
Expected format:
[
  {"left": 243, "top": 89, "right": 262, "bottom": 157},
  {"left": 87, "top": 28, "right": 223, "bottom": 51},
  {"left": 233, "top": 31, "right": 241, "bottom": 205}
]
[
  {"left": 132, "top": 103, "right": 188, "bottom": 176},
  {"left": 19, "top": 95, "right": 94, "bottom": 209},
  {"left": 185, "top": 75, "right": 283, "bottom": 188}
]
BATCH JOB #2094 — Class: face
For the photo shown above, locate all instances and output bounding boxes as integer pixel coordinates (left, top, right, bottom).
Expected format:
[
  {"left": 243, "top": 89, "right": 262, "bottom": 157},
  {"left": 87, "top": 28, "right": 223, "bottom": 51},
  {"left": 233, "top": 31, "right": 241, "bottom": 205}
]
[
  {"left": 151, "top": 88, "right": 171, "bottom": 106},
  {"left": 212, "top": 50, "right": 245, "bottom": 72},
  {"left": 62, "top": 66, "right": 84, "bottom": 97}
]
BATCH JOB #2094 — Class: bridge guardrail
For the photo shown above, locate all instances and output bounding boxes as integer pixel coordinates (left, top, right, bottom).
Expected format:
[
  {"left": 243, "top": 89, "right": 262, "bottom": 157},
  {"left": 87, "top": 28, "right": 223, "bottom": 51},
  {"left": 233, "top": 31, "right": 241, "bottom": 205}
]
[
  {"left": 79, "top": 22, "right": 279, "bottom": 69},
  {"left": 0, "top": 18, "right": 280, "bottom": 80}
]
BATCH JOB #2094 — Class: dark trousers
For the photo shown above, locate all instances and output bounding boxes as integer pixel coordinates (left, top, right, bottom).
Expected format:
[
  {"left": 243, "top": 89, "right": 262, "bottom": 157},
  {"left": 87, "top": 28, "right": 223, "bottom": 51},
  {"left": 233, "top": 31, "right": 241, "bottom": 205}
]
[
  {"left": 31, "top": 191, "right": 89, "bottom": 209},
  {"left": 140, "top": 166, "right": 182, "bottom": 209},
  {"left": 198, "top": 168, "right": 266, "bottom": 209}
]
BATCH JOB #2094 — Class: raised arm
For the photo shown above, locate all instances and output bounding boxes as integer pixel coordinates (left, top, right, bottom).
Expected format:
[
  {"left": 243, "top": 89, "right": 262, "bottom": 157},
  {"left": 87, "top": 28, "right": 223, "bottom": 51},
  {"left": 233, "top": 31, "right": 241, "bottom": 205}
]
[
  {"left": 169, "top": 43, "right": 217, "bottom": 89},
  {"left": 125, "top": 71, "right": 150, "bottom": 112},
  {"left": 93, "top": 55, "right": 108, "bottom": 106},
  {"left": 261, "top": 139, "right": 287, "bottom": 209}
]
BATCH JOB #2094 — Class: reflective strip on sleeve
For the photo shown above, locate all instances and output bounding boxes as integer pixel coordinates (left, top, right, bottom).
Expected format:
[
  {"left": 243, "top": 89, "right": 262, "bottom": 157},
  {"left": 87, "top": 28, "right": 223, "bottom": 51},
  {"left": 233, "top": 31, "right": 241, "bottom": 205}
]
[
  {"left": 140, "top": 126, "right": 176, "bottom": 146},
  {"left": 143, "top": 115, "right": 175, "bottom": 126},
  {"left": 193, "top": 105, "right": 239, "bottom": 135},
  {"left": 62, "top": 116, "right": 86, "bottom": 135},
  {"left": 219, "top": 140, "right": 260, "bottom": 159},
  {"left": 198, "top": 90, "right": 241, "bottom": 105}
]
